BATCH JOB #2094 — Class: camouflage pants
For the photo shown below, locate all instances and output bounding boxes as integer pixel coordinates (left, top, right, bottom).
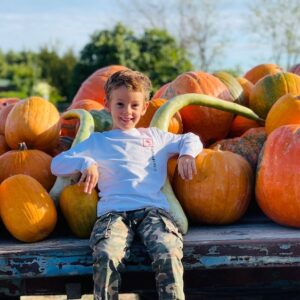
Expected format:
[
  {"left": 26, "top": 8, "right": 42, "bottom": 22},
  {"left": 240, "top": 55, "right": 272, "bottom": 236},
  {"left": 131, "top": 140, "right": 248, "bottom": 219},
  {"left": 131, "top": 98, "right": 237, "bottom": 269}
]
[{"left": 89, "top": 207, "right": 184, "bottom": 300}]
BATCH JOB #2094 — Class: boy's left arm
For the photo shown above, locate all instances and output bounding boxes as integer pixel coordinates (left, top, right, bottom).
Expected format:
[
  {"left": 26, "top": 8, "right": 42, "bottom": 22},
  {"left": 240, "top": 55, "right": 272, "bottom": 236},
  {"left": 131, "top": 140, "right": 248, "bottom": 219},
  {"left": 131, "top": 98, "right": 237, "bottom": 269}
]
[{"left": 154, "top": 129, "right": 203, "bottom": 180}]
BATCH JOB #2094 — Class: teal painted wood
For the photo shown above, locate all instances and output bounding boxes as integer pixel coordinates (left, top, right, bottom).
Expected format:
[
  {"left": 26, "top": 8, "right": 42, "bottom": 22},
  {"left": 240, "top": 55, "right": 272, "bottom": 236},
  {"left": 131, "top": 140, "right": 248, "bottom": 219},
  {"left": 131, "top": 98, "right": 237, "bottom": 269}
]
[{"left": 2, "top": 215, "right": 300, "bottom": 282}]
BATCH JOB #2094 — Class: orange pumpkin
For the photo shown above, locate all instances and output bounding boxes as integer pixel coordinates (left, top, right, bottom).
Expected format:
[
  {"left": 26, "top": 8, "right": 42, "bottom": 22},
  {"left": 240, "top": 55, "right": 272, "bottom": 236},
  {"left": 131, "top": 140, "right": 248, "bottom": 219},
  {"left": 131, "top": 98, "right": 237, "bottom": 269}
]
[
  {"left": 59, "top": 184, "right": 98, "bottom": 238},
  {"left": 72, "top": 65, "right": 128, "bottom": 105},
  {"left": 172, "top": 149, "right": 253, "bottom": 224},
  {"left": 60, "top": 99, "right": 104, "bottom": 138},
  {"left": 256, "top": 125, "right": 300, "bottom": 227},
  {"left": 161, "top": 71, "right": 234, "bottom": 145},
  {"left": 244, "top": 63, "right": 282, "bottom": 84},
  {"left": 0, "top": 142, "right": 56, "bottom": 191},
  {"left": 265, "top": 94, "right": 300, "bottom": 135},
  {"left": 249, "top": 72, "right": 300, "bottom": 119},
  {"left": 5, "top": 96, "right": 61, "bottom": 152},
  {"left": 136, "top": 98, "right": 183, "bottom": 134},
  {"left": 0, "top": 174, "right": 57, "bottom": 242},
  {"left": 228, "top": 115, "right": 261, "bottom": 137}
]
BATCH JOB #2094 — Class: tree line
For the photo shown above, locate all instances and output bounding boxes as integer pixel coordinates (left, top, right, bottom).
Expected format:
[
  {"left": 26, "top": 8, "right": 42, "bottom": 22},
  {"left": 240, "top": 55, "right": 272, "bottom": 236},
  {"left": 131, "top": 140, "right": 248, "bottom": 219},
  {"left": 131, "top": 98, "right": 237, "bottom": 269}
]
[{"left": 0, "top": 24, "right": 193, "bottom": 105}]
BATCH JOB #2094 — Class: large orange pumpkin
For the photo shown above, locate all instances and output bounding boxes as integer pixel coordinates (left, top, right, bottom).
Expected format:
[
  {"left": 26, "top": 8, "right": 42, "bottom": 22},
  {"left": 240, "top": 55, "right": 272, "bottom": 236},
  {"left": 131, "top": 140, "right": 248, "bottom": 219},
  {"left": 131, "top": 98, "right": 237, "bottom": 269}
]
[
  {"left": 5, "top": 96, "right": 61, "bottom": 152},
  {"left": 249, "top": 72, "right": 300, "bottom": 119},
  {"left": 244, "top": 63, "right": 282, "bottom": 84},
  {"left": 0, "top": 142, "right": 55, "bottom": 191},
  {"left": 161, "top": 71, "right": 234, "bottom": 145},
  {"left": 59, "top": 184, "right": 98, "bottom": 238},
  {"left": 0, "top": 174, "right": 57, "bottom": 242},
  {"left": 172, "top": 149, "right": 253, "bottom": 224},
  {"left": 72, "top": 65, "right": 128, "bottom": 105},
  {"left": 256, "top": 125, "right": 300, "bottom": 227},
  {"left": 136, "top": 98, "right": 183, "bottom": 134},
  {"left": 265, "top": 94, "right": 300, "bottom": 135}
]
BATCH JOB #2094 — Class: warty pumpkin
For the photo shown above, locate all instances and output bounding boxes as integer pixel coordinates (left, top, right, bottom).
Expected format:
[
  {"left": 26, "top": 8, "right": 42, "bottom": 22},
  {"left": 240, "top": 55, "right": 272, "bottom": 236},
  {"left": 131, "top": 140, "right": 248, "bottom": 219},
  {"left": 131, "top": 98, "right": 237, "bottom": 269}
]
[
  {"left": 0, "top": 174, "right": 57, "bottom": 242},
  {"left": 210, "top": 127, "right": 266, "bottom": 171},
  {"left": 59, "top": 184, "right": 98, "bottom": 238},
  {"left": 5, "top": 96, "right": 61, "bottom": 152}
]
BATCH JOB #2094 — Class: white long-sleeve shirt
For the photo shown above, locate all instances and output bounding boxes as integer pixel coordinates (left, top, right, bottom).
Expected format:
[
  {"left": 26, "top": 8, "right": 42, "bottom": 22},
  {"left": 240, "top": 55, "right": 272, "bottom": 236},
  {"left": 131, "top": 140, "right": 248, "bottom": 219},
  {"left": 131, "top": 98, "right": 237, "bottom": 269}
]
[{"left": 51, "top": 127, "right": 202, "bottom": 216}]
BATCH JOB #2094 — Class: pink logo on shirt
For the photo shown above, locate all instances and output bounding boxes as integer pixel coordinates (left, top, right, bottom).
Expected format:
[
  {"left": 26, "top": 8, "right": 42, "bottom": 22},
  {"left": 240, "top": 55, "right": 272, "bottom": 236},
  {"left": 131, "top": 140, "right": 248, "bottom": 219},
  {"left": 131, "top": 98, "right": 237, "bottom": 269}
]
[{"left": 142, "top": 138, "right": 153, "bottom": 147}]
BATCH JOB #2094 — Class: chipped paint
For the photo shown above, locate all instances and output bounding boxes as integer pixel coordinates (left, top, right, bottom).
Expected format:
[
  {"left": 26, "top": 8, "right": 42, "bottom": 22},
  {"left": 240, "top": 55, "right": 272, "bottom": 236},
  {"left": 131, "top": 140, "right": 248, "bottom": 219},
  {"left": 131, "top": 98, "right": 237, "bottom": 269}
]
[
  {"left": 199, "top": 255, "right": 300, "bottom": 268},
  {"left": 280, "top": 243, "right": 291, "bottom": 250}
]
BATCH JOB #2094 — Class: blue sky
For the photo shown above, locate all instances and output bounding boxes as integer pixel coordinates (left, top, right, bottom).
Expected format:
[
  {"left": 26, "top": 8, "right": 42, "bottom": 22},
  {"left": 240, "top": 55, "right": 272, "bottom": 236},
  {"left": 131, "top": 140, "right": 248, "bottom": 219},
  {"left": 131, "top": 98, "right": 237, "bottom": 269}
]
[{"left": 0, "top": 0, "right": 272, "bottom": 73}]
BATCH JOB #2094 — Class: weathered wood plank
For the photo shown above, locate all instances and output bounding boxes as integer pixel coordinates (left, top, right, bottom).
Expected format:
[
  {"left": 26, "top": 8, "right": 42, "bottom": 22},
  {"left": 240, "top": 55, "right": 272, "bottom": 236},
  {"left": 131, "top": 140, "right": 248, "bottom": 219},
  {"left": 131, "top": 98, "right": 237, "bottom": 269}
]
[{"left": 1, "top": 217, "right": 300, "bottom": 281}]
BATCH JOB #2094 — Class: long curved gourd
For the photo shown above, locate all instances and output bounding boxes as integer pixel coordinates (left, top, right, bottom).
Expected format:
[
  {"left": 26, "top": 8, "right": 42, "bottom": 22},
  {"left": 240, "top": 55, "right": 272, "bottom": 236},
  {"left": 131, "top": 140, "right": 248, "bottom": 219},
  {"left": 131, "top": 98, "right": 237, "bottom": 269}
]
[
  {"left": 50, "top": 109, "right": 95, "bottom": 206},
  {"left": 150, "top": 93, "right": 264, "bottom": 234}
]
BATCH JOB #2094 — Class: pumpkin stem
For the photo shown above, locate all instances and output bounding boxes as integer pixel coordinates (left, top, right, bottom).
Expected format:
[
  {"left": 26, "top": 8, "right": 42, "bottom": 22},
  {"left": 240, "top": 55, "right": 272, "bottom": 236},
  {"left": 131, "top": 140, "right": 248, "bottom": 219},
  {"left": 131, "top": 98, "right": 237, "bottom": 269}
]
[{"left": 19, "top": 142, "right": 28, "bottom": 151}]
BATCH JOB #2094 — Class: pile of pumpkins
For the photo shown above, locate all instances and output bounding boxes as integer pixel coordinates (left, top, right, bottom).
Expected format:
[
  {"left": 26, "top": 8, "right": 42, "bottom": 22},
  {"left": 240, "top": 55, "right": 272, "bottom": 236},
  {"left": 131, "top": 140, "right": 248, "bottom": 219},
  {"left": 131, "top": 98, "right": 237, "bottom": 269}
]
[{"left": 0, "top": 62, "right": 300, "bottom": 243}]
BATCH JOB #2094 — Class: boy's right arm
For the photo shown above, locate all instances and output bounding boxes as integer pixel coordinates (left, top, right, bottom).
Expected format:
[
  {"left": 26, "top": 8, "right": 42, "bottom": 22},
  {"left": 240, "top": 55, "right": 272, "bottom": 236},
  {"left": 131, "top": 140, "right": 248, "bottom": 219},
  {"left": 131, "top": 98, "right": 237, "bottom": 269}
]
[{"left": 51, "top": 135, "right": 97, "bottom": 177}]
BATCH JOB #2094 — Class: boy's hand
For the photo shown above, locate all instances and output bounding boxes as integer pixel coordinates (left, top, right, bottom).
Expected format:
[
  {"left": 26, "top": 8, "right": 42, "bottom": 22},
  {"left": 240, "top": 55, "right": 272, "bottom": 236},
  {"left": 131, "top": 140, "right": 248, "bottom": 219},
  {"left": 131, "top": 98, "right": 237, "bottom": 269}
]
[
  {"left": 78, "top": 163, "right": 99, "bottom": 194},
  {"left": 177, "top": 155, "right": 197, "bottom": 180}
]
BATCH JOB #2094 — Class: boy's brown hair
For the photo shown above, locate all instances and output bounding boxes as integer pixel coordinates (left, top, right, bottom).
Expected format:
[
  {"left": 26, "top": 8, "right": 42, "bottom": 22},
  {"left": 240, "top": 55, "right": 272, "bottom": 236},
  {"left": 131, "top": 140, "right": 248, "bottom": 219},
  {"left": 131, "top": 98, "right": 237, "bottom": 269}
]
[{"left": 104, "top": 69, "right": 152, "bottom": 102}]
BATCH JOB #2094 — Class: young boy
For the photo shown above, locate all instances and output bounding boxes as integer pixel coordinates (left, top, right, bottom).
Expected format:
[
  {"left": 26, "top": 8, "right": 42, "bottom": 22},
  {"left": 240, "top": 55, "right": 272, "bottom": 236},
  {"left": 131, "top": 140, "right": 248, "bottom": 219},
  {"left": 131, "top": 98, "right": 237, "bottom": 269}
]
[{"left": 51, "top": 69, "right": 203, "bottom": 300}]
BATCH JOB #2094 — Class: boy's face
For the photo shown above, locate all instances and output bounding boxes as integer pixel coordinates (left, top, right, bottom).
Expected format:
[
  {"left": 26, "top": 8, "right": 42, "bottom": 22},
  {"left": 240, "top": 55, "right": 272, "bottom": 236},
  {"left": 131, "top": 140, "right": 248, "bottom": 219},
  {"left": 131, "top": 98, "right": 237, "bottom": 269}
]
[{"left": 105, "top": 86, "right": 149, "bottom": 131}]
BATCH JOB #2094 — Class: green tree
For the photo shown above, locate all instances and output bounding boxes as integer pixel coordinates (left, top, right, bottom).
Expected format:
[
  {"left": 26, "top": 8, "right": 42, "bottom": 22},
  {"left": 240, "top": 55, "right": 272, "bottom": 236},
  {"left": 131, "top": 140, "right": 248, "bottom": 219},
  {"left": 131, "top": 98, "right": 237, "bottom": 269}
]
[
  {"left": 37, "top": 46, "right": 77, "bottom": 101},
  {"left": 70, "top": 23, "right": 140, "bottom": 97},
  {"left": 4, "top": 50, "right": 39, "bottom": 98},
  {"left": 71, "top": 23, "right": 192, "bottom": 97},
  {"left": 136, "top": 28, "right": 192, "bottom": 89}
]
